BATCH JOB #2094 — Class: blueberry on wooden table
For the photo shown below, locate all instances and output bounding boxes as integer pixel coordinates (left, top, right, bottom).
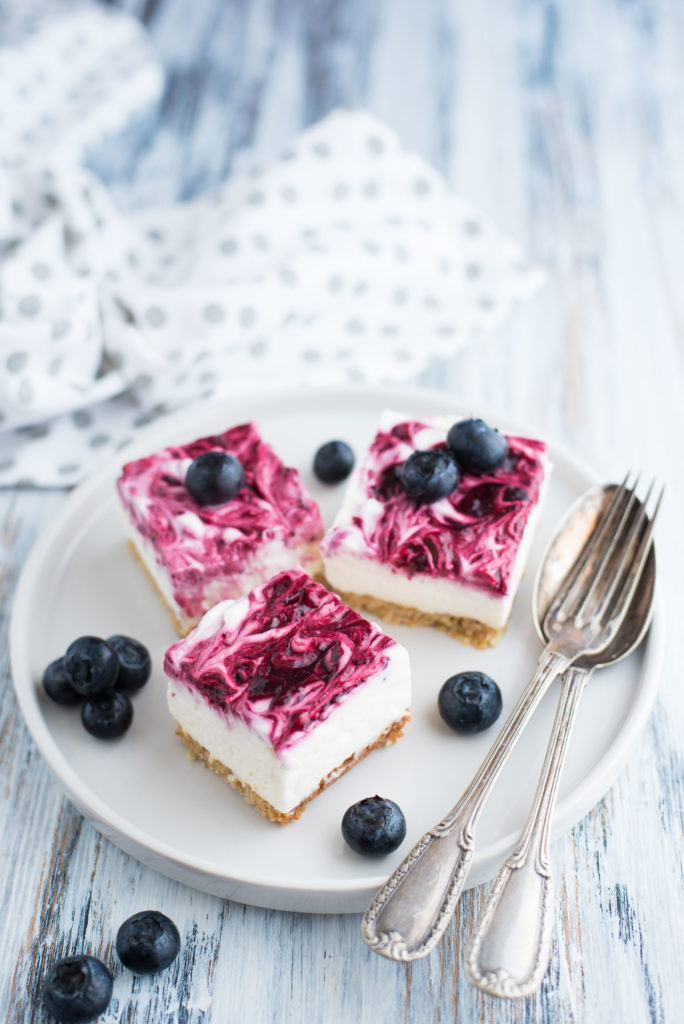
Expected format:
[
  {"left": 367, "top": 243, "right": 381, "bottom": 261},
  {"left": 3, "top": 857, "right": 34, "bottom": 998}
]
[
  {"left": 186, "top": 451, "right": 245, "bottom": 505},
  {"left": 438, "top": 671, "right": 502, "bottom": 733},
  {"left": 41, "top": 955, "right": 113, "bottom": 1022},
  {"left": 447, "top": 418, "right": 508, "bottom": 473},
  {"left": 81, "top": 690, "right": 133, "bottom": 739},
  {"left": 43, "top": 657, "right": 82, "bottom": 706},
  {"left": 64, "top": 637, "right": 119, "bottom": 696},
  {"left": 313, "top": 440, "right": 355, "bottom": 483},
  {"left": 341, "top": 796, "right": 407, "bottom": 855},
  {"left": 116, "top": 910, "right": 181, "bottom": 973},
  {"left": 400, "top": 449, "right": 460, "bottom": 500},
  {"left": 107, "top": 634, "right": 151, "bottom": 692}
]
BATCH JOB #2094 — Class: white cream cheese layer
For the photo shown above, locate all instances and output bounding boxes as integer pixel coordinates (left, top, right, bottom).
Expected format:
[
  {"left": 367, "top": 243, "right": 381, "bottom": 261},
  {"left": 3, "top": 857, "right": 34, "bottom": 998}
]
[
  {"left": 120, "top": 509, "right": 322, "bottom": 633},
  {"left": 166, "top": 642, "right": 411, "bottom": 815}
]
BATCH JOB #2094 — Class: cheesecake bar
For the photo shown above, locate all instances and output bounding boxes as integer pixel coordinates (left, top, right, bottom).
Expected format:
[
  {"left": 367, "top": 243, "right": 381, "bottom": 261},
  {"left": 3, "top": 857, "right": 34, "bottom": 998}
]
[
  {"left": 117, "top": 423, "right": 324, "bottom": 635},
  {"left": 163, "top": 569, "right": 411, "bottom": 823},
  {"left": 321, "top": 411, "right": 550, "bottom": 648}
]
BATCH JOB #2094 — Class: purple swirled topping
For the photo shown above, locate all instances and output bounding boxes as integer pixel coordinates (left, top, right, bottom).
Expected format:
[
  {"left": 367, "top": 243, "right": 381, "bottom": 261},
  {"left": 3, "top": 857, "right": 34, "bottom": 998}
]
[
  {"left": 321, "top": 416, "right": 548, "bottom": 597},
  {"left": 117, "top": 423, "right": 324, "bottom": 621},
  {"left": 164, "top": 569, "right": 398, "bottom": 753}
]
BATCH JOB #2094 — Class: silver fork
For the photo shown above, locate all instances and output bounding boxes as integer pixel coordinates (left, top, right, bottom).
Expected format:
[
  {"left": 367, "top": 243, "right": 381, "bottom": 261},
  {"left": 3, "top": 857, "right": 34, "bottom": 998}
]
[{"left": 361, "top": 476, "right": 661, "bottom": 963}]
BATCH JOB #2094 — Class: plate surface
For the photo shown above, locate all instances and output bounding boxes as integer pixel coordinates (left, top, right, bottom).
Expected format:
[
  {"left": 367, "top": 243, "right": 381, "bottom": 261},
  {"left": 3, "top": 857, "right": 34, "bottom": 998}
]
[{"left": 10, "top": 385, "right": 664, "bottom": 913}]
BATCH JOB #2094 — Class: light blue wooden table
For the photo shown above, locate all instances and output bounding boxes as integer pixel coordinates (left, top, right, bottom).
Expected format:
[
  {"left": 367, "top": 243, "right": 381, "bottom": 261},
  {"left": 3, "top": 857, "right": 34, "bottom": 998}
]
[{"left": 2, "top": 1, "right": 683, "bottom": 1020}]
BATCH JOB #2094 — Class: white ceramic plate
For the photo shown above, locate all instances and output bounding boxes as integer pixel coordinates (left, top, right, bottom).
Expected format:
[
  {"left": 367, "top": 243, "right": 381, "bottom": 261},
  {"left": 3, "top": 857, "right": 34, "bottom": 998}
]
[{"left": 10, "top": 385, "right": 664, "bottom": 913}]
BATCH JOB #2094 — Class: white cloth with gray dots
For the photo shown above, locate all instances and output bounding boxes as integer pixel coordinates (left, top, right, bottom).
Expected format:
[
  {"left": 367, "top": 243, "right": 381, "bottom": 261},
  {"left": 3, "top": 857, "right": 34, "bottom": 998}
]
[{"left": 0, "top": 4, "right": 543, "bottom": 487}]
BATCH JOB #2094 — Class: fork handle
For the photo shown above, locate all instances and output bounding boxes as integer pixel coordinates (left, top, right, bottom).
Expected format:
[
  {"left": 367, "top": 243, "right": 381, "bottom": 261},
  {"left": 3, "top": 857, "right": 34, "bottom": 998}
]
[
  {"left": 464, "top": 665, "right": 589, "bottom": 996},
  {"left": 361, "top": 647, "right": 570, "bottom": 961}
]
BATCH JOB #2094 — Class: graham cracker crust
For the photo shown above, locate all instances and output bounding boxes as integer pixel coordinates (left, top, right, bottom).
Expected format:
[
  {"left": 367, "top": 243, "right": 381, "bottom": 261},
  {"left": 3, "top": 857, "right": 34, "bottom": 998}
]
[
  {"left": 174, "top": 714, "right": 410, "bottom": 824},
  {"left": 334, "top": 590, "right": 504, "bottom": 650}
]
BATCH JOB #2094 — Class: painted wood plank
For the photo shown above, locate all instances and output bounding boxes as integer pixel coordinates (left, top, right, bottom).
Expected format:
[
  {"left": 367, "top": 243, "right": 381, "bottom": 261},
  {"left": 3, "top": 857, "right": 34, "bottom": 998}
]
[{"left": 1, "top": 0, "right": 683, "bottom": 1020}]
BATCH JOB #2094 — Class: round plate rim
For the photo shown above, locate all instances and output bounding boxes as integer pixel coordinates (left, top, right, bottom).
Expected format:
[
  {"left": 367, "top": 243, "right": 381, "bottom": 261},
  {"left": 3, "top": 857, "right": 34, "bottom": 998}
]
[{"left": 9, "top": 382, "right": 666, "bottom": 910}]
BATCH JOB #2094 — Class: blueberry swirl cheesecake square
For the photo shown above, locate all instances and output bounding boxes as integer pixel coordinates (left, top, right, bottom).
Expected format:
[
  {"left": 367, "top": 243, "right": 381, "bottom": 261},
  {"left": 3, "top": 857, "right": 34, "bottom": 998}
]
[
  {"left": 163, "top": 568, "right": 411, "bottom": 823},
  {"left": 320, "top": 411, "right": 551, "bottom": 648},
  {"left": 117, "top": 423, "right": 324, "bottom": 636}
]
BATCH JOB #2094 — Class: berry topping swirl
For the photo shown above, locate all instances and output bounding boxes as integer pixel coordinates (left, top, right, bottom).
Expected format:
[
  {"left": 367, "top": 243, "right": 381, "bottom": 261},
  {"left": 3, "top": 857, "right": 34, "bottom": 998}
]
[
  {"left": 321, "top": 416, "right": 547, "bottom": 596},
  {"left": 164, "top": 570, "right": 397, "bottom": 753}
]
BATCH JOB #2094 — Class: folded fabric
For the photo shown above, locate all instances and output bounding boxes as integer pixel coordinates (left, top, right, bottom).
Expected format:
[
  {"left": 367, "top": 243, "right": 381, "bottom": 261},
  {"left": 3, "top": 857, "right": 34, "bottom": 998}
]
[{"left": 0, "top": 10, "right": 543, "bottom": 488}]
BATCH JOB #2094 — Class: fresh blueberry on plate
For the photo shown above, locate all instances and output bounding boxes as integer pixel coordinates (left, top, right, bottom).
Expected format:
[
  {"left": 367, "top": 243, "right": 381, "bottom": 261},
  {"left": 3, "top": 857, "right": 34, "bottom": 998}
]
[
  {"left": 116, "top": 910, "right": 181, "bottom": 974},
  {"left": 438, "top": 671, "right": 502, "bottom": 733},
  {"left": 400, "top": 449, "right": 460, "bottom": 501},
  {"left": 43, "top": 657, "right": 82, "bottom": 707},
  {"left": 186, "top": 451, "right": 245, "bottom": 505},
  {"left": 313, "top": 440, "right": 355, "bottom": 484},
  {"left": 64, "top": 637, "right": 119, "bottom": 697},
  {"left": 341, "top": 796, "right": 407, "bottom": 855},
  {"left": 107, "top": 635, "right": 151, "bottom": 692},
  {"left": 447, "top": 418, "right": 508, "bottom": 473},
  {"left": 81, "top": 690, "right": 133, "bottom": 739},
  {"left": 41, "top": 954, "right": 113, "bottom": 1023}
]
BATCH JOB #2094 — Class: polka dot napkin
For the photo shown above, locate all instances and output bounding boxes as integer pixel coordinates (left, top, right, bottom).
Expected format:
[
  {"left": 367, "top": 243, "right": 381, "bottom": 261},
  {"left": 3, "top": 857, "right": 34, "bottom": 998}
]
[
  {"left": 0, "top": 12, "right": 543, "bottom": 488},
  {"left": 0, "top": 0, "right": 163, "bottom": 168}
]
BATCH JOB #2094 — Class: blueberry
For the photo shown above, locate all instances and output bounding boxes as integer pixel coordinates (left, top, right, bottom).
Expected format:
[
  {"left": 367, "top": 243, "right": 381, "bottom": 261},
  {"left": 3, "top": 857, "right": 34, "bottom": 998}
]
[
  {"left": 64, "top": 637, "right": 118, "bottom": 697},
  {"left": 186, "top": 451, "right": 245, "bottom": 505},
  {"left": 81, "top": 690, "right": 133, "bottom": 739},
  {"left": 400, "top": 449, "right": 460, "bottom": 501},
  {"left": 447, "top": 418, "right": 508, "bottom": 473},
  {"left": 341, "top": 796, "right": 407, "bottom": 855},
  {"left": 116, "top": 910, "right": 181, "bottom": 974},
  {"left": 41, "top": 955, "right": 113, "bottom": 1023},
  {"left": 43, "top": 657, "right": 81, "bottom": 707},
  {"left": 313, "top": 440, "right": 355, "bottom": 484},
  {"left": 107, "top": 635, "right": 151, "bottom": 692},
  {"left": 438, "top": 671, "right": 502, "bottom": 733}
]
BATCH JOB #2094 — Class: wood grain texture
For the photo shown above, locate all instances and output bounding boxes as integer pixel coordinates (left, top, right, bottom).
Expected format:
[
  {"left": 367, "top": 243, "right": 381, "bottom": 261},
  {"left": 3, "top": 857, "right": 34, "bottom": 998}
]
[{"left": 2, "top": 0, "right": 683, "bottom": 1020}]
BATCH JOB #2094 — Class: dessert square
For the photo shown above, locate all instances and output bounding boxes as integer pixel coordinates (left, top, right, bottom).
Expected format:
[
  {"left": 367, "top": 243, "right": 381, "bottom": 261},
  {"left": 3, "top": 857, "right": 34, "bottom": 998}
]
[
  {"left": 163, "top": 569, "right": 411, "bottom": 824},
  {"left": 117, "top": 423, "right": 324, "bottom": 635},
  {"left": 320, "top": 411, "right": 550, "bottom": 648}
]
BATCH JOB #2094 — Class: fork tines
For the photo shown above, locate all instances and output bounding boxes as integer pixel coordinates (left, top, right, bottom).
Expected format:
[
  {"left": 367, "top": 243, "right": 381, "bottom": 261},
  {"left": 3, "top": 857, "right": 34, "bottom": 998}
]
[{"left": 555, "top": 474, "right": 663, "bottom": 627}]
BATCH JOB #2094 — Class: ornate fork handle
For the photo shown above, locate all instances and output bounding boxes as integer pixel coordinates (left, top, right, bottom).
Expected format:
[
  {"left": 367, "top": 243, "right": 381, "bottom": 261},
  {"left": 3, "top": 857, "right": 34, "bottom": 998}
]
[
  {"left": 361, "top": 647, "right": 570, "bottom": 961},
  {"left": 464, "top": 665, "right": 588, "bottom": 996}
]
